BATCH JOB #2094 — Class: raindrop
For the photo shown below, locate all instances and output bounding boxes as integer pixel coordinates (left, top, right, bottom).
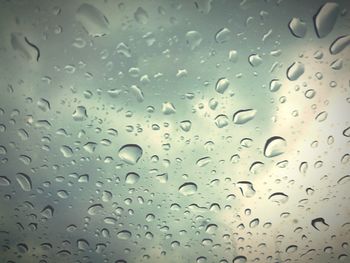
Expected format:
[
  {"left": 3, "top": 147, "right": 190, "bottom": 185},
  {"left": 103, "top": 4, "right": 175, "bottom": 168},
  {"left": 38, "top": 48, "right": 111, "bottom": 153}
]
[
  {"left": 288, "top": 18, "right": 307, "bottom": 38},
  {"left": 0, "top": 176, "right": 11, "bottom": 186},
  {"left": 268, "top": 192, "right": 289, "bottom": 204},
  {"left": 215, "top": 78, "right": 230, "bottom": 94},
  {"left": 263, "top": 136, "right": 287, "bottom": 158},
  {"left": 178, "top": 182, "right": 198, "bottom": 196},
  {"left": 233, "top": 256, "right": 247, "bottom": 263},
  {"left": 125, "top": 172, "right": 140, "bottom": 184},
  {"left": 311, "top": 217, "right": 329, "bottom": 231},
  {"left": 313, "top": 2, "right": 339, "bottom": 38},
  {"left": 72, "top": 106, "right": 87, "bottom": 121},
  {"left": 16, "top": 173, "right": 32, "bottom": 191},
  {"left": 180, "top": 120, "right": 192, "bottom": 132},
  {"left": 287, "top": 62, "right": 305, "bottom": 81},
  {"left": 117, "top": 230, "right": 132, "bottom": 240},
  {"left": 134, "top": 7, "right": 148, "bottom": 24},
  {"left": 118, "top": 144, "right": 143, "bottom": 165},
  {"left": 162, "top": 102, "right": 176, "bottom": 115},
  {"left": 196, "top": 157, "right": 212, "bottom": 167},
  {"left": 248, "top": 54, "right": 262, "bottom": 67},
  {"left": 88, "top": 204, "right": 103, "bottom": 215},
  {"left": 186, "top": 31, "right": 202, "bottom": 50},
  {"left": 76, "top": 3, "right": 109, "bottom": 37},
  {"left": 215, "top": 28, "right": 231, "bottom": 43},
  {"left": 269, "top": 79, "right": 282, "bottom": 92},
  {"left": 286, "top": 245, "right": 298, "bottom": 253},
  {"left": 330, "top": 35, "right": 350, "bottom": 55},
  {"left": 232, "top": 109, "right": 256, "bottom": 124}
]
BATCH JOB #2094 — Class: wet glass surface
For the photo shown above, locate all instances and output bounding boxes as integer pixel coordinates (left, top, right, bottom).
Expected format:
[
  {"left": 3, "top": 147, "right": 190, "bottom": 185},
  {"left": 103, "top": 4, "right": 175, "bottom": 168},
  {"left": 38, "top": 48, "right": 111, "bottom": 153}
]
[{"left": 0, "top": 0, "right": 349, "bottom": 262}]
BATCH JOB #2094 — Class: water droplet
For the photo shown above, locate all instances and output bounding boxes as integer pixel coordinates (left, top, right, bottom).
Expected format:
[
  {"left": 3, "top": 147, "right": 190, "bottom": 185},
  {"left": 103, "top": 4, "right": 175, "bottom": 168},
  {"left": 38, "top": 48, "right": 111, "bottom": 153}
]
[
  {"left": 178, "top": 182, "right": 198, "bottom": 196},
  {"left": 60, "top": 145, "right": 73, "bottom": 158},
  {"left": 0, "top": 176, "right": 11, "bottom": 186},
  {"left": 248, "top": 54, "right": 262, "bottom": 67},
  {"left": 314, "top": 2, "right": 339, "bottom": 38},
  {"left": 37, "top": 98, "right": 50, "bottom": 111},
  {"left": 288, "top": 18, "right": 307, "bottom": 38},
  {"left": 229, "top": 50, "right": 238, "bottom": 62},
  {"left": 134, "top": 7, "right": 148, "bottom": 24},
  {"left": 268, "top": 192, "right": 289, "bottom": 204},
  {"left": 337, "top": 175, "right": 350, "bottom": 185},
  {"left": 88, "top": 204, "right": 104, "bottom": 215},
  {"left": 186, "top": 31, "right": 202, "bottom": 50},
  {"left": 180, "top": 120, "right": 192, "bottom": 132},
  {"left": 264, "top": 136, "right": 287, "bottom": 158},
  {"left": 311, "top": 217, "right": 329, "bottom": 231},
  {"left": 215, "top": 28, "right": 231, "bottom": 43},
  {"left": 286, "top": 245, "right": 298, "bottom": 253},
  {"left": 117, "top": 230, "right": 132, "bottom": 240},
  {"left": 162, "top": 102, "right": 176, "bottom": 115},
  {"left": 72, "top": 106, "right": 87, "bottom": 121},
  {"left": 118, "top": 144, "right": 143, "bottom": 165},
  {"left": 205, "top": 224, "right": 218, "bottom": 234},
  {"left": 156, "top": 173, "right": 168, "bottom": 183},
  {"left": 129, "top": 85, "right": 144, "bottom": 102},
  {"left": 237, "top": 181, "right": 256, "bottom": 198},
  {"left": 249, "top": 218, "right": 259, "bottom": 228},
  {"left": 269, "top": 79, "right": 282, "bottom": 92},
  {"left": 16, "top": 173, "right": 32, "bottom": 191},
  {"left": 41, "top": 205, "right": 54, "bottom": 218},
  {"left": 232, "top": 109, "right": 256, "bottom": 124},
  {"left": 57, "top": 190, "right": 69, "bottom": 199},
  {"left": 76, "top": 3, "right": 109, "bottom": 37},
  {"left": 215, "top": 78, "right": 230, "bottom": 94},
  {"left": 287, "top": 62, "right": 305, "bottom": 81},
  {"left": 215, "top": 114, "right": 229, "bottom": 128},
  {"left": 233, "top": 256, "right": 247, "bottom": 263},
  {"left": 343, "top": 127, "right": 350, "bottom": 137},
  {"left": 196, "top": 157, "right": 212, "bottom": 167},
  {"left": 125, "top": 172, "right": 140, "bottom": 184},
  {"left": 330, "top": 35, "right": 350, "bottom": 55}
]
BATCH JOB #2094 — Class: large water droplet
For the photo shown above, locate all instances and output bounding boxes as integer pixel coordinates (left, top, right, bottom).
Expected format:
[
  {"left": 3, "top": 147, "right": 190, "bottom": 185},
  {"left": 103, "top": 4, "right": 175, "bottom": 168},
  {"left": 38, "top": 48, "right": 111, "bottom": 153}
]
[
  {"left": 233, "top": 256, "right": 247, "bottom": 263},
  {"left": 248, "top": 54, "right": 262, "bottom": 67},
  {"left": 178, "top": 182, "right": 198, "bottom": 196},
  {"left": 232, "top": 109, "right": 256, "bottom": 124},
  {"left": 215, "top": 28, "right": 231, "bottom": 43},
  {"left": 72, "top": 106, "right": 88, "bottom": 121},
  {"left": 0, "top": 176, "right": 11, "bottom": 186},
  {"left": 118, "top": 144, "right": 143, "bottom": 165},
  {"left": 88, "top": 204, "right": 104, "bottom": 215},
  {"left": 287, "top": 62, "right": 304, "bottom": 81},
  {"left": 125, "top": 172, "right": 140, "bottom": 184},
  {"left": 117, "top": 230, "right": 132, "bottom": 240},
  {"left": 215, "top": 78, "right": 230, "bottom": 94},
  {"left": 16, "top": 173, "right": 32, "bottom": 191},
  {"left": 311, "top": 217, "right": 329, "bottom": 231},
  {"left": 76, "top": 3, "right": 109, "bottom": 37},
  {"left": 269, "top": 79, "right": 282, "bottom": 92},
  {"left": 186, "top": 31, "right": 202, "bottom": 50},
  {"left": 264, "top": 136, "right": 287, "bottom": 158},
  {"left": 196, "top": 157, "right": 212, "bottom": 167},
  {"left": 314, "top": 2, "right": 339, "bottom": 38},
  {"left": 288, "top": 18, "right": 307, "bottom": 38},
  {"left": 268, "top": 192, "right": 289, "bottom": 204},
  {"left": 330, "top": 35, "right": 350, "bottom": 55},
  {"left": 134, "top": 7, "right": 148, "bottom": 24}
]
